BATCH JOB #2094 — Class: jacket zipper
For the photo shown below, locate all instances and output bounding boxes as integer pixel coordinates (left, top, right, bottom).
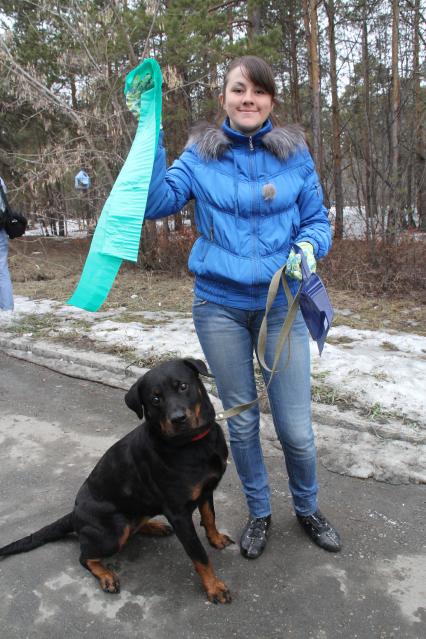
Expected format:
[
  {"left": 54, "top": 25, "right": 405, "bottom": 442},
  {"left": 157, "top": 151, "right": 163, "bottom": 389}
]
[{"left": 247, "top": 136, "right": 259, "bottom": 298}]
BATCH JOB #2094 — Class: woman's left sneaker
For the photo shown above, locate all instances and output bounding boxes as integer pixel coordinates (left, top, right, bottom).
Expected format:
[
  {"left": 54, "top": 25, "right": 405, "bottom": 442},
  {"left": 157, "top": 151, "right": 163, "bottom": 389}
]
[{"left": 297, "top": 510, "right": 341, "bottom": 552}]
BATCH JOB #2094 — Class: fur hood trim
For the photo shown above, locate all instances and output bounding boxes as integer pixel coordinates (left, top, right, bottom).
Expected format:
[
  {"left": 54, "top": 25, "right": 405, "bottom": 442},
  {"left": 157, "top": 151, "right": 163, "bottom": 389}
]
[
  {"left": 185, "top": 122, "right": 231, "bottom": 160},
  {"left": 262, "top": 125, "right": 307, "bottom": 159},
  {"left": 185, "top": 122, "right": 307, "bottom": 160}
]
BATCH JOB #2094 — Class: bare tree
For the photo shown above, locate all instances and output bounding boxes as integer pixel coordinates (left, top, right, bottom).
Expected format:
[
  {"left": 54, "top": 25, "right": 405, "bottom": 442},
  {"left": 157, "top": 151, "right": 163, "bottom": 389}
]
[
  {"left": 324, "top": 0, "right": 344, "bottom": 238},
  {"left": 413, "top": 0, "right": 425, "bottom": 230},
  {"left": 388, "top": 0, "right": 401, "bottom": 237},
  {"left": 302, "top": 0, "right": 323, "bottom": 177},
  {"left": 360, "top": 2, "right": 378, "bottom": 242},
  {"left": 248, "top": 0, "right": 262, "bottom": 42},
  {"left": 278, "top": 0, "right": 302, "bottom": 123}
]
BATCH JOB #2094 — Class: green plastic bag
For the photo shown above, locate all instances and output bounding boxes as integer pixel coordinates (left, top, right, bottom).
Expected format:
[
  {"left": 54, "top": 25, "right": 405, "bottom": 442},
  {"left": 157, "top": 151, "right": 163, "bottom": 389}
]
[{"left": 67, "top": 59, "right": 162, "bottom": 312}]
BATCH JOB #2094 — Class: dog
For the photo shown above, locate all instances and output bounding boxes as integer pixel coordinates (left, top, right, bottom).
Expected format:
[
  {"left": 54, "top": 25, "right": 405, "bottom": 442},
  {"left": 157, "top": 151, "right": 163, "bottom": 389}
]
[{"left": 0, "top": 358, "right": 233, "bottom": 604}]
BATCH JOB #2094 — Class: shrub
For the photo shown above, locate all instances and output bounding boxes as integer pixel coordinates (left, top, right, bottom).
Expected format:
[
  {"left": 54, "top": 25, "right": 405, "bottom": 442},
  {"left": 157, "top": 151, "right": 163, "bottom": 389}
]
[
  {"left": 138, "top": 223, "right": 198, "bottom": 273},
  {"left": 321, "top": 236, "right": 426, "bottom": 296}
]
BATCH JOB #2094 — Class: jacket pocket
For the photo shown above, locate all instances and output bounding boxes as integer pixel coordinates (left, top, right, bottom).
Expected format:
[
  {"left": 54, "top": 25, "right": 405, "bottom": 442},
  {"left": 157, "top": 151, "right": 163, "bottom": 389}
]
[
  {"left": 188, "top": 237, "right": 212, "bottom": 276},
  {"left": 199, "top": 238, "right": 210, "bottom": 262}
]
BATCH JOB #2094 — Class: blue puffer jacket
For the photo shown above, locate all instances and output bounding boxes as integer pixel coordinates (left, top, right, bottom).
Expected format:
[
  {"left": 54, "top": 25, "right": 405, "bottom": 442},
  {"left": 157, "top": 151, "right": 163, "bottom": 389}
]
[{"left": 145, "top": 118, "right": 331, "bottom": 310}]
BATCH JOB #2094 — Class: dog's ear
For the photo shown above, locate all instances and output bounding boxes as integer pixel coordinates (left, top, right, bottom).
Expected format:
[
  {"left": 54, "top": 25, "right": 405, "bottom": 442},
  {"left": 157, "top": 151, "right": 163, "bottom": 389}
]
[
  {"left": 183, "top": 357, "right": 214, "bottom": 378},
  {"left": 124, "top": 379, "right": 144, "bottom": 419}
]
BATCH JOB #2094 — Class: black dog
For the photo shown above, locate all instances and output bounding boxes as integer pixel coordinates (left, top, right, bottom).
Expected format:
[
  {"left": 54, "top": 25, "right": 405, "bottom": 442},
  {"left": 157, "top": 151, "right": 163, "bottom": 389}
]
[{"left": 0, "top": 358, "right": 233, "bottom": 603}]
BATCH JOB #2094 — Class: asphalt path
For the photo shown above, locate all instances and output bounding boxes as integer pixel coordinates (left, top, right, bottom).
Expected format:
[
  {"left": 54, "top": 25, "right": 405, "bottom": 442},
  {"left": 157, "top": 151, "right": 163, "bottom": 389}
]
[{"left": 0, "top": 352, "right": 424, "bottom": 639}]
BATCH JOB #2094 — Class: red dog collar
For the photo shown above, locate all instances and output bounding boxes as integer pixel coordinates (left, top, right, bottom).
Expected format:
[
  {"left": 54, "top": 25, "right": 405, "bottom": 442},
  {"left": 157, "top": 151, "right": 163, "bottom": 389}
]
[{"left": 191, "top": 428, "right": 211, "bottom": 442}]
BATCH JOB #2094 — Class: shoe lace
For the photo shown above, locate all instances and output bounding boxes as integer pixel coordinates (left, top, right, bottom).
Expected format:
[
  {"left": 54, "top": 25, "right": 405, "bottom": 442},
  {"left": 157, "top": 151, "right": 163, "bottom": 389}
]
[
  {"left": 247, "top": 518, "right": 269, "bottom": 540},
  {"left": 311, "top": 511, "right": 327, "bottom": 527},
  {"left": 307, "top": 512, "right": 336, "bottom": 536}
]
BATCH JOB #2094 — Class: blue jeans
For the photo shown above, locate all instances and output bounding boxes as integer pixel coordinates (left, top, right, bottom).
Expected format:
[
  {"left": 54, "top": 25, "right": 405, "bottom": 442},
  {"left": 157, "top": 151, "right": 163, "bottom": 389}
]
[
  {"left": 193, "top": 296, "right": 318, "bottom": 518},
  {"left": 0, "top": 229, "right": 13, "bottom": 311}
]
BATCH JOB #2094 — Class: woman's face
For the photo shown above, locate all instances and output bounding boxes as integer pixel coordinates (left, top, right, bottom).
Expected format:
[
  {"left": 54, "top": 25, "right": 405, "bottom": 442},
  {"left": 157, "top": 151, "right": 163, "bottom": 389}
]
[{"left": 220, "top": 66, "right": 274, "bottom": 135}]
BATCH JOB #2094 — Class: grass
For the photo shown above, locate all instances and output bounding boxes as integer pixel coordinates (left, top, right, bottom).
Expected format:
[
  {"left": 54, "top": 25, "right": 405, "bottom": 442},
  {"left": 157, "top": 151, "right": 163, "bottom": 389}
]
[
  {"left": 50, "top": 330, "right": 139, "bottom": 361},
  {"left": 380, "top": 341, "right": 400, "bottom": 352},
  {"left": 8, "top": 236, "right": 420, "bottom": 328},
  {"left": 326, "top": 335, "right": 357, "bottom": 345},
  {"left": 9, "top": 236, "right": 426, "bottom": 335},
  {"left": 329, "top": 289, "right": 426, "bottom": 336},
  {"left": 8, "top": 238, "right": 425, "bottom": 337},
  {"left": 5, "top": 312, "right": 59, "bottom": 337},
  {"left": 123, "top": 350, "right": 182, "bottom": 368},
  {"left": 311, "top": 372, "right": 355, "bottom": 411},
  {"left": 113, "top": 313, "right": 177, "bottom": 326}
]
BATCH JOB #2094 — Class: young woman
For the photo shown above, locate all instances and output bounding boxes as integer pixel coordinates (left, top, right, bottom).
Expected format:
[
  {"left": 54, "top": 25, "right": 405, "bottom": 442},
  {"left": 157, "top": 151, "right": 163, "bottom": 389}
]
[{"left": 145, "top": 56, "right": 341, "bottom": 558}]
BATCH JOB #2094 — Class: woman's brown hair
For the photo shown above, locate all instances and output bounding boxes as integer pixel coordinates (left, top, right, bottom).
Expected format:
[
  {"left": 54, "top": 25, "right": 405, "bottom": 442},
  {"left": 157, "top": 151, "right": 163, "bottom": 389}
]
[{"left": 222, "top": 55, "right": 277, "bottom": 99}]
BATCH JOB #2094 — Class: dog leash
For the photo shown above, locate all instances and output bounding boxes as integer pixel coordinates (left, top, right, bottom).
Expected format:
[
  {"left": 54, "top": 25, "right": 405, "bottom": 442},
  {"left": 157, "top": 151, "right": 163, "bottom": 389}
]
[{"left": 215, "top": 264, "right": 302, "bottom": 422}]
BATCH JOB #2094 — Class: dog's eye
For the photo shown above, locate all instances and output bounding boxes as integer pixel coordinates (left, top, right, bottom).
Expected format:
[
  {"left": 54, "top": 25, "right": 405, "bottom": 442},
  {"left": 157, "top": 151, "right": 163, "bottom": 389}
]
[
  {"left": 179, "top": 382, "right": 188, "bottom": 392},
  {"left": 151, "top": 395, "right": 161, "bottom": 405}
]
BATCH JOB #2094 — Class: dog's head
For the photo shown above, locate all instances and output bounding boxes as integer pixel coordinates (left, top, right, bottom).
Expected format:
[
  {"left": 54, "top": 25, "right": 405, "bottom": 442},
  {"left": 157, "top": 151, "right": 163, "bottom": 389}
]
[{"left": 125, "top": 358, "right": 216, "bottom": 442}]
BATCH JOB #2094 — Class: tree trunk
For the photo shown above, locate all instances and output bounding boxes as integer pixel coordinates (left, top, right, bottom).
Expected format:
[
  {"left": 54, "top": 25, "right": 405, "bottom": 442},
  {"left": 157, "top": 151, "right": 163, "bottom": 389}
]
[
  {"left": 248, "top": 1, "right": 262, "bottom": 42},
  {"left": 361, "top": 5, "right": 375, "bottom": 242},
  {"left": 387, "top": 0, "right": 401, "bottom": 239},
  {"left": 325, "top": 0, "right": 344, "bottom": 239},
  {"left": 227, "top": 5, "right": 234, "bottom": 43},
  {"left": 413, "top": 0, "right": 425, "bottom": 230},
  {"left": 302, "top": 0, "right": 323, "bottom": 177},
  {"left": 280, "top": 0, "right": 301, "bottom": 123},
  {"left": 70, "top": 75, "right": 78, "bottom": 111},
  {"left": 111, "top": 0, "right": 138, "bottom": 67}
]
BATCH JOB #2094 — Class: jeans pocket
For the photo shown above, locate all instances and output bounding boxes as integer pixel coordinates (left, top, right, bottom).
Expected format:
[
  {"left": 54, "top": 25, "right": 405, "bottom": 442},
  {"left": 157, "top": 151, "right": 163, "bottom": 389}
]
[{"left": 193, "top": 295, "right": 208, "bottom": 308}]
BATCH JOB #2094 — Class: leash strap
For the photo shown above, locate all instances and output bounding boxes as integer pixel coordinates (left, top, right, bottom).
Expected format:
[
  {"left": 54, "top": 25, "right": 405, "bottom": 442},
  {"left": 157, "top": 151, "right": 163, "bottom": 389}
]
[
  {"left": 67, "top": 59, "right": 162, "bottom": 311},
  {"left": 216, "top": 266, "right": 302, "bottom": 421}
]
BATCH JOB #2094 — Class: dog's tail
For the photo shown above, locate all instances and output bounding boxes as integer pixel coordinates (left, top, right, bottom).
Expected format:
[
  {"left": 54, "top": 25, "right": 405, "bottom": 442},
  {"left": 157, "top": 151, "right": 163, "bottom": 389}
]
[{"left": 0, "top": 513, "right": 74, "bottom": 557}]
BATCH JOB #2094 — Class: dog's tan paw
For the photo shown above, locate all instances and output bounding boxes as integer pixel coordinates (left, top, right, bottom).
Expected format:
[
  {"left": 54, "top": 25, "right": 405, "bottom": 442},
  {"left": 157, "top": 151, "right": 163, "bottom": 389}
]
[
  {"left": 154, "top": 523, "right": 174, "bottom": 536},
  {"left": 207, "top": 580, "right": 232, "bottom": 604},
  {"left": 208, "top": 532, "right": 235, "bottom": 549},
  {"left": 100, "top": 571, "right": 120, "bottom": 594}
]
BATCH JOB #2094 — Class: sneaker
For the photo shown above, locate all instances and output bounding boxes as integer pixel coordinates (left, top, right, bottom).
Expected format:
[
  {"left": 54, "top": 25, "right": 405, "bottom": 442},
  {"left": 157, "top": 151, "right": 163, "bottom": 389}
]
[
  {"left": 240, "top": 515, "right": 271, "bottom": 559},
  {"left": 297, "top": 510, "right": 341, "bottom": 552}
]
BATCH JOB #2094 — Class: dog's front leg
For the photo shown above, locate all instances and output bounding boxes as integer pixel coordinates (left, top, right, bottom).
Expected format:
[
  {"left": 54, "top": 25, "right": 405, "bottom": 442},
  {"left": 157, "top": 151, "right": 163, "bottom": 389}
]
[
  {"left": 167, "top": 512, "right": 231, "bottom": 604},
  {"left": 199, "top": 494, "right": 234, "bottom": 549}
]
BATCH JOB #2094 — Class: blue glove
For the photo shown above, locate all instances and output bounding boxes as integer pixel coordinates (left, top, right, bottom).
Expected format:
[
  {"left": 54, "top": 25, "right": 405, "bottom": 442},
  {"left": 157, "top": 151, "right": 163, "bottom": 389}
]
[{"left": 286, "top": 242, "right": 316, "bottom": 281}]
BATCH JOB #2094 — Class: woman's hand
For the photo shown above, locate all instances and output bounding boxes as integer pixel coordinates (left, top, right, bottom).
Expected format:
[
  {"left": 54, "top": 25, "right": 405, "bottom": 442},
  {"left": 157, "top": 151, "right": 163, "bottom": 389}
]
[
  {"left": 126, "top": 72, "right": 154, "bottom": 118},
  {"left": 286, "top": 242, "right": 316, "bottom": 280}
]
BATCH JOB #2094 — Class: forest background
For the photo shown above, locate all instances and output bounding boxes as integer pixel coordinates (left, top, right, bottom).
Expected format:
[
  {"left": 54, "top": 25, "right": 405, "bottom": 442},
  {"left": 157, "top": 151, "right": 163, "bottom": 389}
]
[{"left": 0, "top": 0, "right": 425, "bottom": 297}]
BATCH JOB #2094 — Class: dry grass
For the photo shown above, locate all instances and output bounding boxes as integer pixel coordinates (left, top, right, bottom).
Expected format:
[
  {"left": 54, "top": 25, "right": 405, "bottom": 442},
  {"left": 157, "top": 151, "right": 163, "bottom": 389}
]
[
  {"left": 328, "top": 288, "right": 426, "bottom": 335},
  {"left": 8, "top": 235, "right": 426, "bottom": 335},
  {"left": 9, "top": 236, "right": 195, "bottom": 313},
  {"left": 322, "top": 237, "right": 426, "bottom": 295}
]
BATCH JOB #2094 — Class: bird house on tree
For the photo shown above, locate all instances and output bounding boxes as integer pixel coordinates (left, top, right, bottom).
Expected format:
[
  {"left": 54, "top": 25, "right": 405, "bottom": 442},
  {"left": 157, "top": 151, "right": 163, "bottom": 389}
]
[{"left": 74, "top": 170, "right": 91, "bottom": 190}]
